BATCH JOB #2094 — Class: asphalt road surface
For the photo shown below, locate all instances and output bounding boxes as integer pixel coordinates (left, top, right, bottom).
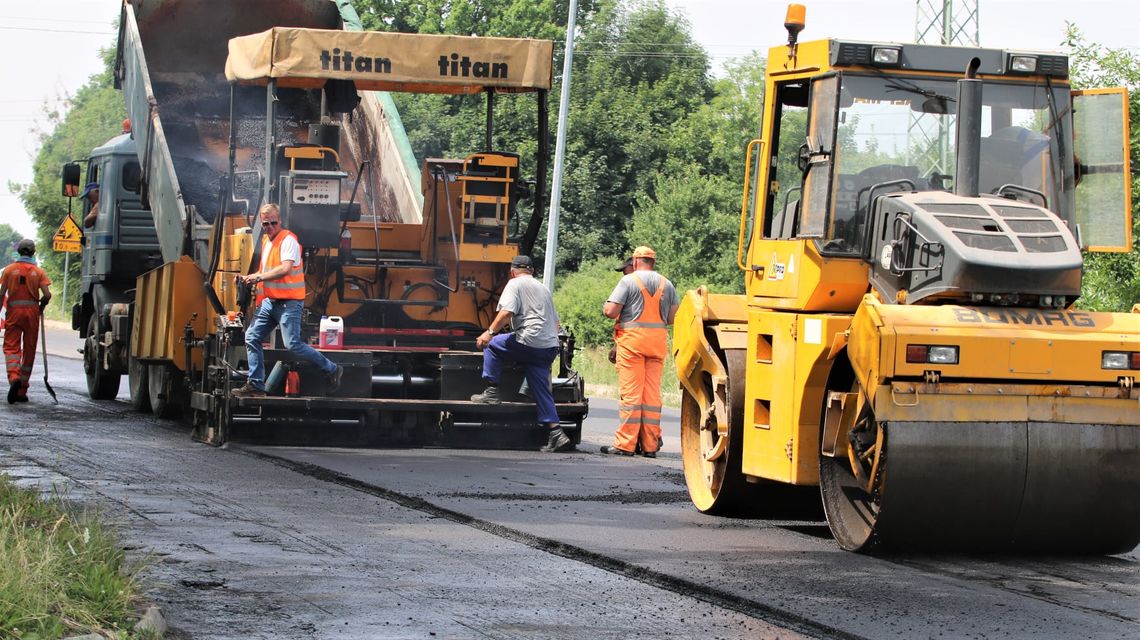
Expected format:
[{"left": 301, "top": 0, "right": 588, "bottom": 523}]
[{"left": 0, "top": 323, "right": 1136, "bottom": 639}]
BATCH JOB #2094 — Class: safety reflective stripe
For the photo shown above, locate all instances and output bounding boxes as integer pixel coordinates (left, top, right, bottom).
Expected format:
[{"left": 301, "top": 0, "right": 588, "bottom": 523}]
[
  {"left": 7, "top": 300, "right": 38, "bottom": 307},
  {"left": 620, "top": 403, "right": 661, "bottom": 413},
  {"left": 616, "top": 320, "right": 668, "bottom": 329},
  {"left": 614, "top": 272, "right": 669, "bottom": 359},
  {"left": 269, "top": 275, "right": 305, "bottom": 289}
]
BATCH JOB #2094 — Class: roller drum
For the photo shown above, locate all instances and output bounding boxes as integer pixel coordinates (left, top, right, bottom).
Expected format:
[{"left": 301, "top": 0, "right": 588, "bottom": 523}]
[{"left": 825, "top": 420, "right": 1140, "bottom": 553}]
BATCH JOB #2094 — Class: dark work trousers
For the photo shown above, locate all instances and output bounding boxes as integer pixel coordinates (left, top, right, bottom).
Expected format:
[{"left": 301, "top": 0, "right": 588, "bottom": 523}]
[{"left": 481, "top": 332, "right": 560, "bottom": 425}]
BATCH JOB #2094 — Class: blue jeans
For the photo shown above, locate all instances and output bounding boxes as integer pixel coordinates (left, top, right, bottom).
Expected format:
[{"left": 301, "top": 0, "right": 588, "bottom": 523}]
[
  {"left": 482, "top": 333, "right": 560, "bottom": 425},
  {"left": 245, "top": 298, "right": 336, "bottom": 390}
]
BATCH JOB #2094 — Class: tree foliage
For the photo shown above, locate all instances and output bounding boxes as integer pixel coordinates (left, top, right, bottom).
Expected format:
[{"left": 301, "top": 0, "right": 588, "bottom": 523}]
[
  {"left": 1065, "top": 25, "right": 1140, "bottom": 311},
  {"left": 13, "top": 46, "right": 124, "bottom": 297},
  {"left": 551, "top": 255, "right": 623, "bottom": 346},
  {"left": 554, "top": 0, "right": 711, "bottom": 269}
]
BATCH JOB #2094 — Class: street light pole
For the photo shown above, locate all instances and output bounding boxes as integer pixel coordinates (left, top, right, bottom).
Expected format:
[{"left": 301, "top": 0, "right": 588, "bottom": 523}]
[{"left": 542, "top": 0, "right": 578, "bottom": 292}]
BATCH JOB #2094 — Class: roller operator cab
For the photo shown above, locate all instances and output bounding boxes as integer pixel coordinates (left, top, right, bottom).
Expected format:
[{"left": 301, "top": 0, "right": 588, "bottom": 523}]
[{"left": 674, "top": 4, "right": 1138, "bottom": 553}]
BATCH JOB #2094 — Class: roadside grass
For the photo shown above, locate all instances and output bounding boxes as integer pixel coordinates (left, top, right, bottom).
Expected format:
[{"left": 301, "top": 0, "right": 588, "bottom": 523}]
[
  {"left": 573, "top": 344, "right": 681, "bottom": 408},
  {"left": 0, "top": 474, "right": 150, "bottom": 639}
]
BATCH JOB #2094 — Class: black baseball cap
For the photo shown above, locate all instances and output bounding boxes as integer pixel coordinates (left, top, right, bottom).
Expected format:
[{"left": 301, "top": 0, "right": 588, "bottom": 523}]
[
  {"left": 511, "top": 255, "right": 534, "bottom": 269},
  {"left": 614, "top": 258, "right": 633, "bottom": 272}
]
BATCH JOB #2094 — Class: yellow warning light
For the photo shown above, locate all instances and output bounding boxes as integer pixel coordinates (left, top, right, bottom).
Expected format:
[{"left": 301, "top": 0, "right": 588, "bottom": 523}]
[{"left": 785, "top": 4, "right": 806, "bottom": 48}]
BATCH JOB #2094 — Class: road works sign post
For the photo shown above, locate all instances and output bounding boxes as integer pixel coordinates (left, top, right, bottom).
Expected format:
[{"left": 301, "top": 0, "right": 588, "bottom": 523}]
[{"left": 52, "top": 214, "right": 83, "bottom": 309}]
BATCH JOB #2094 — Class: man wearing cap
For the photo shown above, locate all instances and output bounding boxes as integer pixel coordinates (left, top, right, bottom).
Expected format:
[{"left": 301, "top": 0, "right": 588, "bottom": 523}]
[
  {"left": 601, "top": 245, "right": 679, "bottom": 457},
  {"left": 607, "top": 258, "right": 635, "bottom": 365},
  {"left": 471, "top": 255, "right": 572, "bottom": 453},
  {"left": 0, "top": 239, "right": 52, "bottom": 403},
  {"left": 81, "top": 183, "right": 100, "bottom": 228}
]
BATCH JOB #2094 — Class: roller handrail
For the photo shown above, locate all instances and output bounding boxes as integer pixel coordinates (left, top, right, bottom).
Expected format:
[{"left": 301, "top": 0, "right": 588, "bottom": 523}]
[{"left": 738, "top": 139, "right": 766, "bottom": 271}]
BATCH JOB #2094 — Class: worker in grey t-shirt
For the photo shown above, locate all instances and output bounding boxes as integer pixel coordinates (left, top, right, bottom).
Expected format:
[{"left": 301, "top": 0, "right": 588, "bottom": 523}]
[{"left": 471, "top": 255, "right": 573, "bottom": 453}]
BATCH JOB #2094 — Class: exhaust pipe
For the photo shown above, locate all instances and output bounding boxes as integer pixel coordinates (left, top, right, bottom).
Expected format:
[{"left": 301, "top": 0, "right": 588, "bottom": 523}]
[{"left": 954, "top": 57, "right": 983, "bottom": 198}]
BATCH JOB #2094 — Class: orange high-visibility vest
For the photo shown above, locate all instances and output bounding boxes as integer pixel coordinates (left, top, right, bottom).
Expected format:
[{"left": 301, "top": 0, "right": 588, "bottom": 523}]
[
  {"left": 260, "top": 230, "right": 305, "bottom": 300},
  {"left": 2, "top": 262, "right": 46, "bottom": 308},
  {"left": 614, "top": 273, "right": 668, "bottom": 359}
]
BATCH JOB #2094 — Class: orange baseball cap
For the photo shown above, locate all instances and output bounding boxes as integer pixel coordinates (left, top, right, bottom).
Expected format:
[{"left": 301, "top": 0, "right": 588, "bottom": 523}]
[{"left": 631, "top": 246, "right": 656, "bottom": 260}]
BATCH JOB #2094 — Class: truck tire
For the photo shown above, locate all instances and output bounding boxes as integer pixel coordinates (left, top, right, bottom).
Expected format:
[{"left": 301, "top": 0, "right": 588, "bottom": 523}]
[
  {"left": 128, "top": 357, "right": 151, "bottom": 412},
  {"left": 85, "top": 316, "right": 121, "bottom": 400}
]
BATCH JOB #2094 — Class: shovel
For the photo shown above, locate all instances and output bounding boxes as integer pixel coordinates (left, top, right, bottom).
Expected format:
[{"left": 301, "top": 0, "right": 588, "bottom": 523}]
[{"left": 39, "top": 315, "right": 58, "bottom": 404}]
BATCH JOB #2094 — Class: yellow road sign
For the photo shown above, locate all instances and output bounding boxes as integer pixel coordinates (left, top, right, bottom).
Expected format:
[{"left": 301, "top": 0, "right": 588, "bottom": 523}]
[{"left": 53, "top": 215, "right": 83, "bottom": 253}]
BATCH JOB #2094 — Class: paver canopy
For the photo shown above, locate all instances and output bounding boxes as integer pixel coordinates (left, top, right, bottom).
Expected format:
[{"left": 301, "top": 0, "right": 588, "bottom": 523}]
[{"left": 225, "top": 28, "right": 554, "bottom": 94}]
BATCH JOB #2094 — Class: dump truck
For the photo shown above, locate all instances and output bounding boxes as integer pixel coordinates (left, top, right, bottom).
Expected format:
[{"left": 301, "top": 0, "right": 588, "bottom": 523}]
[
  {"left": 66, "top": 0, "right": 587, "bottom": 447},
  {"left": 673, "top": 4, "right": 1139, "bottom": 553}
]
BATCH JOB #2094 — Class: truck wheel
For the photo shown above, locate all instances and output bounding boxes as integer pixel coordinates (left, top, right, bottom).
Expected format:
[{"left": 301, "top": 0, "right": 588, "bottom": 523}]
[
  {"left": 680, "top": 349, "right": 756, "bottom": 515},
  {"left": 84, "top": 316, "right": 121, "bottom": 400},
  {"left": 128, "top": 357, "right": 151, "bottom": 412},
  {"left": 147, "top": 363, "right": 183, "bottom": 419}
]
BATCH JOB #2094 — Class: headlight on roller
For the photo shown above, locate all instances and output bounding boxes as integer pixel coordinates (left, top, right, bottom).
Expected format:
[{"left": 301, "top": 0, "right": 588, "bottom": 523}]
[
  {"left": 1102, "top": 351, "right": 1140, "bottom": 370},
  {"left": 872, "top": 46, "right": 901, "bottom": 66},
  {"left": 927, "top": 346, "right": 959, "bottom": 364},
  {"left": 1009, "top": 55, "right": 1038, "bottom": 73}
]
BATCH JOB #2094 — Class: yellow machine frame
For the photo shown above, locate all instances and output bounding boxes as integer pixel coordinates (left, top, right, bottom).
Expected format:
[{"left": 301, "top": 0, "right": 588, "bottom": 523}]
[{"left": 674, "top": 10, "right": 1139, "bottom": 552}]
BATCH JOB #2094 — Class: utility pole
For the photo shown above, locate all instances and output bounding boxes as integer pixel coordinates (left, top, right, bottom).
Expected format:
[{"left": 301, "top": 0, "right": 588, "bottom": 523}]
[
  {"left": 910, "top": 0, "right": 980, "bottom": 175},
  {"left": 543, "top": 0, "right": 578, "bottom": 292}
]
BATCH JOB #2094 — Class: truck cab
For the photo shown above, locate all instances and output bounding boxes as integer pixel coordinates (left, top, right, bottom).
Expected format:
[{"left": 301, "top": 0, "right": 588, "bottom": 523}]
[{"left": 67, "top": 131, "right": 161, "bottom": 398}]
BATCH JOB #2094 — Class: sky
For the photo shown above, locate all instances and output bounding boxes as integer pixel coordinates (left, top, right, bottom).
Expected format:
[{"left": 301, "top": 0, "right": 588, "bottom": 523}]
[{"left": 1, "top": 1, "right": 1137, "bottom": 240}]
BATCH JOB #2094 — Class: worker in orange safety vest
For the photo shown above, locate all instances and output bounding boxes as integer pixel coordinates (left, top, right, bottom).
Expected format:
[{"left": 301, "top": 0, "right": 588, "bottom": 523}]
[
  {"left": 234, "top": 203, "right": 342, "bottom": 397},
  {"left": 1, "top": 239, "right": 52, "bottom": 403},
  {"left": 600, "top": 246, "right": 679, "bottom": 458}
]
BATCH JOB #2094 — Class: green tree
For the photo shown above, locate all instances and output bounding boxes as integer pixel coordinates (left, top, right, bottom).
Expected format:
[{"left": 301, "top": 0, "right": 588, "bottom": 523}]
[
  {"left": 552, "top": 255, "right": 625, "bottom": 346},
  {"left": 555, "top": 0, "right": 711, "bottom": 269},
  {"left": 1065, "top": 25, "right": 1140, "bottom": 312},
  {"left": 0, "top": 225, "right": 24, "bottom": 269},
  {"left": 626, "top": 165, "right": 742, "bottom": 294},
  {"left": 12, "top": 46, "right": 125, "bottom": 298},
  {"left": 620, "top": 53, "right": 766, "bottom": 298}
]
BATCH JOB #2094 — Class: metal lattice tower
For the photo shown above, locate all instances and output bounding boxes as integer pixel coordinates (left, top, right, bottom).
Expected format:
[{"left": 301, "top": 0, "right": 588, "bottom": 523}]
[{"left": 909, "top": 0, "right": 980, "bottom": 175}]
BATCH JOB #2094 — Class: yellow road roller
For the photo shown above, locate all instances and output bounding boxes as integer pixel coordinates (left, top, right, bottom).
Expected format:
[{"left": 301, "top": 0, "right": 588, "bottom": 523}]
[{"left": 673, "top": 5, "right": 1138, "bottom": 552}]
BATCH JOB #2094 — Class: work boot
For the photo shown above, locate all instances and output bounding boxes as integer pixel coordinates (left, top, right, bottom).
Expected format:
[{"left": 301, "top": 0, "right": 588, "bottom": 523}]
[
  {"left": 7, "top": 381, "right": 18, "bottom": 404},
  {"left": 600, "top": 445, "right": 634, "bottom": 457},
  {"left": 326, "top": 364, "right": 344, "bottom": 393},
  {"left": 540, "top": 427, "right": 574, "bottom": 453},
  {"left": 639, "top": 436, "right": 662, "bottom": 457},
  {"left": 15, "top": 382, "right": 28, "bottom": 403},
  {"left": 231, "top": 383, "right": 266, "bottom": 397},
  {"left": 470, "top": 385, "right": 501, "bottom": 404}
]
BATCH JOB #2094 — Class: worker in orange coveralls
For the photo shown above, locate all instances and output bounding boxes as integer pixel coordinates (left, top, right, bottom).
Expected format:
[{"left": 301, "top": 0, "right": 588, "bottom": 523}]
[
  {"left": 1, "top": 239, "right": 52, "bottom": 403},
  {"left": 601, "top": 246, "right": 679, "bottom": 458}
]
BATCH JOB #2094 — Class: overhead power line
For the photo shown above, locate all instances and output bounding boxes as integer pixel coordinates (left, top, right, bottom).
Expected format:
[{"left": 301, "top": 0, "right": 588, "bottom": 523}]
[
  {"left": 0, "top": 15, "right": 114, "bottom": 25},
  {"left": 0, "top": 25, "right": 114, "bottom": 35}
]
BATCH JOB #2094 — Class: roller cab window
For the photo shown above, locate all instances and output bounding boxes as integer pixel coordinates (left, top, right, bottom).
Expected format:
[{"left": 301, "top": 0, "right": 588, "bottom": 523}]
[{"left": 799, "top": 73, "right": 1080, "bottom": 258}]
